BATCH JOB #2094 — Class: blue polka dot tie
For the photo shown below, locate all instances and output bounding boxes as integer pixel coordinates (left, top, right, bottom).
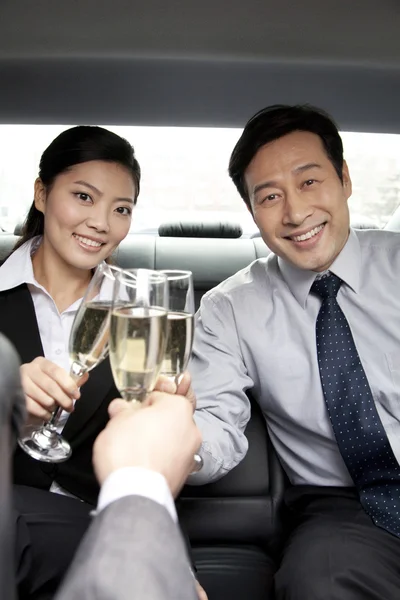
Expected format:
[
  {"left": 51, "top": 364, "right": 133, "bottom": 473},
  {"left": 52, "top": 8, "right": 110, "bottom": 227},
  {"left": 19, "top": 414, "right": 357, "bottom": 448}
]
[{"left": 312, "top": 272, "right": 400, "bottom": 537}]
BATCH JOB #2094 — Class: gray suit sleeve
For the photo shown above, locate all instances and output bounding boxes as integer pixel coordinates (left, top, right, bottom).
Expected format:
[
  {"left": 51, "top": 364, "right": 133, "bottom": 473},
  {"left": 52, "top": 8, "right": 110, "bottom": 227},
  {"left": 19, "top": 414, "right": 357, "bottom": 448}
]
[
  {"left": 188, "top": 292, "right": 252, "bottom": 485},
  {"left": 0, "top": 333, "right": 26, "bottom": 444},
  {"left": 0, "top": 333, "right": 25, "bottom": 600},
  {"left": 56, "top": 495, "right": 198, "bottom": 600}
]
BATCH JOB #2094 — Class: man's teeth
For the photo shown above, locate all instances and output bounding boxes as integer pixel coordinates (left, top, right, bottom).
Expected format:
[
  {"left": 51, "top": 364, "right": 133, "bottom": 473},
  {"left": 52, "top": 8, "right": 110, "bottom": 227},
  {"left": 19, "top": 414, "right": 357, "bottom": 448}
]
[
  {"left": 74, "top": 235, "right": 102, "bottom": 247},
  {"left": 292, "top": 224, "right": 324, "bottom": 242}
]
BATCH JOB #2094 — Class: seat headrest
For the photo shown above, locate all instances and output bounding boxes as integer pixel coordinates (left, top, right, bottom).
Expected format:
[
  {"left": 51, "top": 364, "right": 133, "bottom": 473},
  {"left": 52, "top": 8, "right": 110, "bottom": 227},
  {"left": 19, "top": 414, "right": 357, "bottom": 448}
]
[
  {"left": 351, "top": 222, "right": 379, "bottom": 230},
  {"left": 158, "top": 221, "right": 242, "bottom": 238},
  {"left": 14, "top": 223, "right": 23, "bottom": 236}
]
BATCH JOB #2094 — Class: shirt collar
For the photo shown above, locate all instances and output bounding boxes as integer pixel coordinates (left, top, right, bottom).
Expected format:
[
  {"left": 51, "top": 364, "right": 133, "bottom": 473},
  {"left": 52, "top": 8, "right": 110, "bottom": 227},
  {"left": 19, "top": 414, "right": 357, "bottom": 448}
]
[
  {"left": 0, "top": 236, "right": 83, "bottom": 315},
  {"left": 0, "top": 236, "right": 42, "bottom": 292},
  {"left": 277, "top": 228, "right": 361, "bottom": 308}
]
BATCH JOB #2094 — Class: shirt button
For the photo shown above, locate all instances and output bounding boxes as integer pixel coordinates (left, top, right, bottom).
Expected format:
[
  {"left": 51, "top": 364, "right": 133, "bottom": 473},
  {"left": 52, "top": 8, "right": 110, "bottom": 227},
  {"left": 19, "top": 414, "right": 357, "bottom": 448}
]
[{"left": 55, "top": 349, "right": 62, "bottom": 356}]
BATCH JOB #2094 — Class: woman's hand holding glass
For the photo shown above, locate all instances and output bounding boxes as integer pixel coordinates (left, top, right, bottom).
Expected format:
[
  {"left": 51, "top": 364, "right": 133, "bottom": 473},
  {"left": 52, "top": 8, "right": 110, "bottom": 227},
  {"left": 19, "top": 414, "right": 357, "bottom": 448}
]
[
  {"left": 21, "top": 357, "right": 87, "bottom": 426},
  {"left": 18, "top": 262, "right": 118, "bottom": 463}
]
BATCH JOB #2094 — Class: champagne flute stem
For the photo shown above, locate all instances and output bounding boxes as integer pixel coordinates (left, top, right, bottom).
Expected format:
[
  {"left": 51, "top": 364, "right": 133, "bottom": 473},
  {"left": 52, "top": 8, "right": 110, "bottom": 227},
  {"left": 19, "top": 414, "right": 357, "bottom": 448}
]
[
  {"left": 43, "top": 361, "right": 87, "bottom": 432},
  {"left": 45, "top": 405, "right": 64, "bottom": 431}
]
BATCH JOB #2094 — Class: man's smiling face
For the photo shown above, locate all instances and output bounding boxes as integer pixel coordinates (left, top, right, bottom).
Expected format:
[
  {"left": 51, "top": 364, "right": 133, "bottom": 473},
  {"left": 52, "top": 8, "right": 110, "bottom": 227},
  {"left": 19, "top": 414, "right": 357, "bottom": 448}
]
[{"left": 245, "top": 130, "right": 352, "bottom": 272}]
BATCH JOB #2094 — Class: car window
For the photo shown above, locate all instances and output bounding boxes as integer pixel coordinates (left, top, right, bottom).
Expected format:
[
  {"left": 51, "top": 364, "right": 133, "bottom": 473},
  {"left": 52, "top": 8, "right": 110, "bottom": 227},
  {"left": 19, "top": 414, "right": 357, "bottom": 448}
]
[{"left": 0, "top": 124, "right": 399, "bottom": 233}]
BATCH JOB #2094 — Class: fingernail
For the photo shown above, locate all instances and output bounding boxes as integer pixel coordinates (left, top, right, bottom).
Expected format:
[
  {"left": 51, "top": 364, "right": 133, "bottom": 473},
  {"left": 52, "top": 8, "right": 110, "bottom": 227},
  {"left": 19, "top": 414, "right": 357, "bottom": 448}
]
[{"left": 159, "top": 381, "right": 176, "bottom": 394}]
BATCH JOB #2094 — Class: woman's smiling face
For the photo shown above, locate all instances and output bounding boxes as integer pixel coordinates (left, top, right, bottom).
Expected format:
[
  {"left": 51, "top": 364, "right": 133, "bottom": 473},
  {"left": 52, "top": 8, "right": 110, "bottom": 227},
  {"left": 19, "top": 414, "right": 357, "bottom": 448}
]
[{"left": 35, "top": 160, "right": 136, "bottom": 270}]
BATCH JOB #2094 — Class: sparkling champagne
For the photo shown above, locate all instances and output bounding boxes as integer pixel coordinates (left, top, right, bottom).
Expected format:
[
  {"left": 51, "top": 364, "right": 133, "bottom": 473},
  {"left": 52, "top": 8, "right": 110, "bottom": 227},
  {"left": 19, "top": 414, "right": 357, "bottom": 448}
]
[
  {"left": 162, "top": 312, "right": 194, "bottom": 379},
  {"left": 110, "top": 306, "right": 168, "bottom": 402},
  {"left": 69, "top": 301, "right": 111, "bottom": 371}
]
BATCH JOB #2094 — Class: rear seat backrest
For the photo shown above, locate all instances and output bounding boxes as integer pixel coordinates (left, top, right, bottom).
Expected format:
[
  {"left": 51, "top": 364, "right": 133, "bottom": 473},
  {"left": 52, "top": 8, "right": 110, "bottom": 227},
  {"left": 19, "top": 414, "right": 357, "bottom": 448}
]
[
  {"left": 114, "top": 235, "right": 270, "bottom": 308},
  {"left": 0, "top": 234, "right": 18, "bottom": 262},
  {"left": 179, "top": 395, "right": 288, "bottom": 556}
]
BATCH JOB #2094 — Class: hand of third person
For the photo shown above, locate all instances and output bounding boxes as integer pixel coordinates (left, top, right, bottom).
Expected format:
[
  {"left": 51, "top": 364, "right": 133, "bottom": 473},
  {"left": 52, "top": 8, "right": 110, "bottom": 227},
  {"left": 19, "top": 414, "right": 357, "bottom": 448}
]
[
  {"left": 93, "top": 392, "right": 202, "bottom": 498},
  {"left": 151, "top": 372, "right": 197, "bottom": 412}
]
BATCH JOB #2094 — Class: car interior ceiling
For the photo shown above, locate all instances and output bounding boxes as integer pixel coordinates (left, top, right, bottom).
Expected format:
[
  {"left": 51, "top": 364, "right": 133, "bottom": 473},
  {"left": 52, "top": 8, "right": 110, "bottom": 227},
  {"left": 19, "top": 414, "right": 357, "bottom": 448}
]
[
  {"left": 1, "top": 2, "right": 400, "bottom": 599},
  {"left": 0, "top": 0, "right": 400, "bottom": 130}
]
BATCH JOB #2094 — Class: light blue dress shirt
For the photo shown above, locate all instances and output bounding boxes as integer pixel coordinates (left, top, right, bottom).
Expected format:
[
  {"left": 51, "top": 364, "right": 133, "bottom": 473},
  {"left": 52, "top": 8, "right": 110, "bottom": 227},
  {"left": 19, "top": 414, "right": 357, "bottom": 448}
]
[{"left": 189, "top": 228, "right": 400, "bottom": 487}]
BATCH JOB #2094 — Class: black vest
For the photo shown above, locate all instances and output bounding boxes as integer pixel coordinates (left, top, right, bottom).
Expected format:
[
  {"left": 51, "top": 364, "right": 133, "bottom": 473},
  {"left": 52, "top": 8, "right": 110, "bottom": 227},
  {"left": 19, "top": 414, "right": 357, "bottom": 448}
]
[{"left": 0, "top": 284, "right": 119, "bottom": 505}]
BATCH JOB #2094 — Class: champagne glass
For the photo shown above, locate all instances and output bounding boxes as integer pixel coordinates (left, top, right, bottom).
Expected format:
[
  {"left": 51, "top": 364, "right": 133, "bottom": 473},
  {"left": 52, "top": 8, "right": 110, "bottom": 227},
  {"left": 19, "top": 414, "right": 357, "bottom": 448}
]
[
  {"left": 18, "top": 262, "right": 118, "bottom": 463},
  {"left": 109, "top": 268, "right": 169, "bottom": 404},
  {"left": 160, "top": 270, "right": 194, "bottom": 385},
  {"left": 160, "top": 270, "right": 203, "bottom": 471}
]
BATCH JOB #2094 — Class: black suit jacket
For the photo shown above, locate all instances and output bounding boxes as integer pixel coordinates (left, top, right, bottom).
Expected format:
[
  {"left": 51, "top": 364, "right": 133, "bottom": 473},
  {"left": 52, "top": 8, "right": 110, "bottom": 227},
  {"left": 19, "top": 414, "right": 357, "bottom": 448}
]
[{"left": 0, "top": 284, "right": 119, "bottom": 505}]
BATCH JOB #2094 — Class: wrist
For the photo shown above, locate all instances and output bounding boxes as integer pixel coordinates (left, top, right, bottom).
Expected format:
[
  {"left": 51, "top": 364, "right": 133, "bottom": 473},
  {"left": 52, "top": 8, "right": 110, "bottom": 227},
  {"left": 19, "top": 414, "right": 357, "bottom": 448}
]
[{"left": 96, "top": 466, "right": 177, "bottom": 522}]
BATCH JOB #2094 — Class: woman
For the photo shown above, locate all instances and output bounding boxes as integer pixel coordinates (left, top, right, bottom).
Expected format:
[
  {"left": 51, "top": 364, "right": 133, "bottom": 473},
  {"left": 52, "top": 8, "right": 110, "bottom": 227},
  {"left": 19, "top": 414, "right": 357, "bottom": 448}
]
[{"left": 0, "top": 125, "right": 140, "bottom": 599}]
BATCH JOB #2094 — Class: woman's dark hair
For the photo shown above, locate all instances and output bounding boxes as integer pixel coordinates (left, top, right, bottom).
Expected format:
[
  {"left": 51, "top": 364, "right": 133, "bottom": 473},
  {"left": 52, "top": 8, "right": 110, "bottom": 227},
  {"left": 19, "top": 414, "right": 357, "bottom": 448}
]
[
  {"left": 228, "top": 104, "right": 344, "bottom": 208},
  {"left": 13, "top": 125, "right": 141, "bottom": 251}
]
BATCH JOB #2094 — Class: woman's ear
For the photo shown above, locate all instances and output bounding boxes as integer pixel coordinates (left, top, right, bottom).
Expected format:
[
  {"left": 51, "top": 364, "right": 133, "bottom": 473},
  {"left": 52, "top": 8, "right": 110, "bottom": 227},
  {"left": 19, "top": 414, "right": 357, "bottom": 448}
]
[{"left": 34, "top": 178, "right": 47, "bottom": 214}]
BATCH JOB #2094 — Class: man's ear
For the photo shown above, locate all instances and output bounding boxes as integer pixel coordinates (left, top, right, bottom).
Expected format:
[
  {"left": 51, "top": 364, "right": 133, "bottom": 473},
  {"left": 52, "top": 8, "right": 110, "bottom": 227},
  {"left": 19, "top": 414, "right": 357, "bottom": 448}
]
[
  {"left": 342, "top": 161, "right": 352, "bottom": 200},
  {"left": 245, "top": 198, "right": 254, "bottom": 219},
  {"left": 34, "top": 178, "right": 46, "bottom": 214}
]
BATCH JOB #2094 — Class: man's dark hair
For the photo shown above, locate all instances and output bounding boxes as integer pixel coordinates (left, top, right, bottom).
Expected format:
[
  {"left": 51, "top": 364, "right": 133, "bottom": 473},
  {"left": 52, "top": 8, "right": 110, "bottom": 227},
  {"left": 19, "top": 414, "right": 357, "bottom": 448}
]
[{"left": 228, "top": 104, "right": 344, "bottom": 208}]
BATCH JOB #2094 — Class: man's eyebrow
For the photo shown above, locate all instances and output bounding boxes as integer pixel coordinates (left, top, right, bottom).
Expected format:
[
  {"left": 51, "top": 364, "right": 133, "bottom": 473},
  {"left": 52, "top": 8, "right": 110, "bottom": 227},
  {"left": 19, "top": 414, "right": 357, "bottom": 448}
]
[
  {"left": 253, "top": 180, "right": 278, "bottom": 196},
  {"left": 293, "top": 162, "right": 322, "bottom": 174}
]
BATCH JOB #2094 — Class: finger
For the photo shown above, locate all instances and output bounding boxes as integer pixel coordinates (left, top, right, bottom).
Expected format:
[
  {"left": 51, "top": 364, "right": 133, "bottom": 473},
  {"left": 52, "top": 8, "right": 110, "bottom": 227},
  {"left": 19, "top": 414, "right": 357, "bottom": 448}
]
[
  {"left": 140, "top": 394, "right": 154, "bottom": 408},
  {"left": 176, "top": 371, "right": 191, "bottom": 396},
  {"left": 146, "top": 390, "right": 176, "bottom": 407},
  {"left": 24, "top": 373, "right": 75, "bottom": 412},
  {"left": 176, "top": 373, "right": 196, "bottom": 412},
  {"left": 154, "top": 375, "right": 176, "bottom": 394},
  {"left": 195, "top": 582, "right": 209, "bottom": 600},
  {"left": 26, "top": 413, "right": 47, "bottom": 428},
  {"left": 22, "top": 378, "right": 57, "bottom": 411},
  {"left": 108, "top": 398, "right": 132, "bottom": 419},
  {"left": 37, "top": 374, "right": 76, "bottom": 411},
  {"left": 26, "top": 396, "right": 53, "bottom": 421},
  {"left": 146, "top": 392, "right": 193, "bottom": 417},
  {"left": 40, "top": 362, "right": 80, "bottom": 399}
]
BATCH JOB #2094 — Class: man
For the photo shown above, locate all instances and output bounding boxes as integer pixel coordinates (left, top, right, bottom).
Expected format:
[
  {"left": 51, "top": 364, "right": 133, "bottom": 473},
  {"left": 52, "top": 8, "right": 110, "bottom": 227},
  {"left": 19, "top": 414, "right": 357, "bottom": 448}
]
[
  {"left": 0, "top": 330, "right": 203, "bottom": 600},
  {"left": 56, "top": 390, "right": 202, "bottom": 600},
  {"left": 0, "top": 333, "right": 25, "bottom": 600},
  {"left": 186, "top": 105, "right": 400, "bottom": 599}
]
